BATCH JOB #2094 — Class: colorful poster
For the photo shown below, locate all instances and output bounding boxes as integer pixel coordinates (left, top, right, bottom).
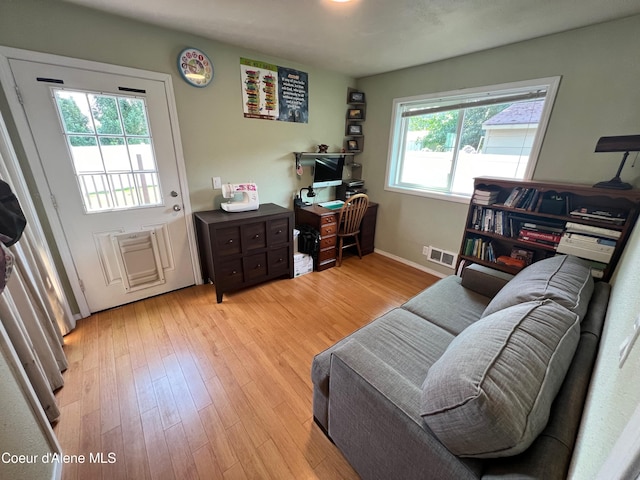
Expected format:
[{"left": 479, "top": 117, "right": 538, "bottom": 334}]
[{"left": 240, "top": 58, "right": 308, "bottom": 123}]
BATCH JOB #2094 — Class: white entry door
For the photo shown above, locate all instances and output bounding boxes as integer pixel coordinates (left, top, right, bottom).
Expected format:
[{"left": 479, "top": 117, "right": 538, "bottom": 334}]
[{"left": 9, "top": 59, "right": 195, "bottom": 313}]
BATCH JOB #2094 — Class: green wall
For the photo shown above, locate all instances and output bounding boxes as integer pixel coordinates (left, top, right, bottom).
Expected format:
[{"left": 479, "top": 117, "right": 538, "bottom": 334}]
[
  {"left": 0, "top": 0, "right": 354, "bottom": 212},
  {"left": 356, "top": 15, "right": 640, "bottom": 275},
  {"left": 1, "top": 1, "right": 640, "bottom": 477}
]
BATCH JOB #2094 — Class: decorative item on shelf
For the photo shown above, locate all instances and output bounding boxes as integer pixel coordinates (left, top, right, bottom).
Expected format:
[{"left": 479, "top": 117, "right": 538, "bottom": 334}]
[
  {"left": 348, "top": 91, "right": 365, "bottom": 103},
  {"left": 177, "top": 47, "right": 214, "bottom": 88},
  {"left": 348, "top": 108, "right": 364, "bottom": 120},
  {"left": 318, "top": 144, "right": 329, "bottom": 153},
  {"left": 347, "top": 139, "right": 360, "bottom": 152},
  {"left": 593, "top": 134, "right": 640, "bottom": 190},
  {"left": 347, "top": 124, "right": 363, "bottom": 136}
]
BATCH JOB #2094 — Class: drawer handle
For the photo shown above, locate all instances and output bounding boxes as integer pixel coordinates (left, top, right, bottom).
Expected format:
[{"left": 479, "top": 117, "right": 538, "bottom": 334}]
[
  {"left": 253, "top": 234, "right": 260, "bottom": 239},
  {"left": 276, "top": 229, "right": 282, "bottom": 234},
  {"left": 256, "top": 264, "right": 262, "bottom": 269},
  {"left": 231, "top": 270, "right": 237, "bottom": 275},
  {"left": 278, "top": 257, "right": 284, "bottom": 262},
  {"left": 227, "top": 239, "right": 234, "bottom": 244},
  {"left": 326, "top": 228, "right": 333, "bottom": 233}
]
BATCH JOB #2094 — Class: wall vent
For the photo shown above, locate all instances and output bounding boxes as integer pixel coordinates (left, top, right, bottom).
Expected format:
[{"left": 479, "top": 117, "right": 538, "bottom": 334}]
[{"left": 426, "top": 246, "right": 458, "bottom": 269}]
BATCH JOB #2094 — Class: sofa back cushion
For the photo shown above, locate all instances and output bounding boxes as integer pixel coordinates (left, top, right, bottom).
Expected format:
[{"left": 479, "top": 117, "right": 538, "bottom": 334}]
[
  {"left": 482, "top": 255, "right": 593, "bottom": 320},
  {"left": 420, "top": 299, "right": 580, "bottom": 458}
]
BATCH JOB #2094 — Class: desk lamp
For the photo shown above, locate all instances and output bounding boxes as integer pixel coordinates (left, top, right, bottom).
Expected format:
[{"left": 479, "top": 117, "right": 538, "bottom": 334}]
[{"left": 593, "top": 134, "right": 640, "bottom": 190}]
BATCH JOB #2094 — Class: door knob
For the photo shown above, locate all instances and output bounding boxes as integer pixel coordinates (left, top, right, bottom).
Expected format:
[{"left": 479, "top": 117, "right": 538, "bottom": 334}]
[{"left": 173, "top": 204, "right": 181, "bottom": 211}]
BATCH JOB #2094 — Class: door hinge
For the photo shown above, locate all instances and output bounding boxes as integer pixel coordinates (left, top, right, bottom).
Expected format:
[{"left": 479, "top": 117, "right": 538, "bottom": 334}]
[
  {"left": 79, "top": 279, "right": 85, "bottom": 292},
  {"left": 14, "top": 85, "right": 24, "bottom": 105},
  {"left": 50, "top": 194, "right": 58, "bottom": 210}
]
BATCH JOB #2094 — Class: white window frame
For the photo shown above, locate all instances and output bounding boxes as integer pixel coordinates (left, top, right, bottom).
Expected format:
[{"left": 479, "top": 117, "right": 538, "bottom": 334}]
[{"left": 385, "top": 77, "right": 561, "bottom": 204}]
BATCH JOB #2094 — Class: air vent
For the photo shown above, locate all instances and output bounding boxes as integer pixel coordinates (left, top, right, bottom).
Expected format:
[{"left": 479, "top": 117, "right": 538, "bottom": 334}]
[{"left": 425, "top": 246, "right": 458, "bottom": 268}]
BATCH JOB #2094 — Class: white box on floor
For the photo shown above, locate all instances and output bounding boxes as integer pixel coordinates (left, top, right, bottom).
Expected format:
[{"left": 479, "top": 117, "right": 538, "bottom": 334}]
[{"left": 294, "top": 252, "right": 313, "bottom": 277}]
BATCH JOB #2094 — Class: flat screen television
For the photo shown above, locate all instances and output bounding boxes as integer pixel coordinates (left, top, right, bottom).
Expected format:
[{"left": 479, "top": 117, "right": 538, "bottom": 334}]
[{"left": 312, "top": 157, "right": 344, "bottom": 188}]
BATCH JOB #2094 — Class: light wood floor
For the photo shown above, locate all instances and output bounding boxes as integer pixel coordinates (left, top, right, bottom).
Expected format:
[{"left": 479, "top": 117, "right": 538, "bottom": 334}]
[{"left": 53, "top": 253, "right": 438, "bottom": 480}]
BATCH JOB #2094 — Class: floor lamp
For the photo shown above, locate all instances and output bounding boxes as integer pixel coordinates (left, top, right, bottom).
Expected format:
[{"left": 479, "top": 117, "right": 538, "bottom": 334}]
[{"left": 593, "top": 134, "right": 640, "bottom": 190}]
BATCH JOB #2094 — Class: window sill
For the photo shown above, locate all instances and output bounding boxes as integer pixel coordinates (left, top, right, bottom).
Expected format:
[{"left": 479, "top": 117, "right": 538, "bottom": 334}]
[{"left": 384, "top": 184, "right": 471, "bottom": 205}]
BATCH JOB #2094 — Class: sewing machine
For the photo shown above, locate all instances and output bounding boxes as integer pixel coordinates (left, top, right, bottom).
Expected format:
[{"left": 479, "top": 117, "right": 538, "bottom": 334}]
[{"left": 221, "top": 182, "right": 259, "bottom": 212}]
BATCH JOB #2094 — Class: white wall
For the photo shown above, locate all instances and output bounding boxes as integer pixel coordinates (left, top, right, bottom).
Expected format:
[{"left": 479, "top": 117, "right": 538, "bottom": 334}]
[{"left": 569, "top": 221, "right": 640, "bottom": 478}]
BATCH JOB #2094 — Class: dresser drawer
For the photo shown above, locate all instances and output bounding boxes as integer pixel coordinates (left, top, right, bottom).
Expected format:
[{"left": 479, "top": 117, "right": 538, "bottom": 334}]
[
  {"left": 319, "top": 235, "right": 336, "bottom": 249},
  {"left": 320, "top": 223, "right": 337, "bottom": 237},
  {"left": 217, "top": 258, "right": 244, "bottom": 288},
  {"left": 215, "top": 226, "right": 241, "bottom": 256},
  {"left": 243, "top": 222, "right": 267, "bottom": 251},
  {"left": 318, "top": 248, "right": 335, "bottom": 263},
  {"left": 320, "top": 214, "right": 336, "bottom": 226},
  {"left": 268, "top": 247, "right": 290, "bottom": 276},
  {"left": 243, "top": 252, "right": 268, "bottom": 281},
  {"left": 268, "top": 217, "right": 290, "bottom": 246}
]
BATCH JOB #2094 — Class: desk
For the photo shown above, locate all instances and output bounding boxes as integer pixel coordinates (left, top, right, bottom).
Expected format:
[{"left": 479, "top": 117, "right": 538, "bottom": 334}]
[{"left": 295, "top": 202, "right": 378, "bottom": 271}]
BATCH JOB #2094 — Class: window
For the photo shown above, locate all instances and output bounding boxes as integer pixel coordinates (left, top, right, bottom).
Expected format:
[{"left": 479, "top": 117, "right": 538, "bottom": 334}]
[
  {"left": 386, "top": 77, "right": 560, "bottom": 201},
  {"left": 53, "top": 89, "right": 162, "bottom": 213}
]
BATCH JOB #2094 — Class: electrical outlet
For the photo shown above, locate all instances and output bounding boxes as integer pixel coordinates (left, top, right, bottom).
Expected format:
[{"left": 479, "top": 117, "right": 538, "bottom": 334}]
[
  {"left": 212, "top": 177, "right": 222, "bottom": 189},
  {"left": 422, "top": 246, "right": 429, "bottom": 255}
]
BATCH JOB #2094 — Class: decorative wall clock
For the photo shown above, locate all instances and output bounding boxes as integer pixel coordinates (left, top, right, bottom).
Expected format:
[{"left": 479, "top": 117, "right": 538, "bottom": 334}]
[{"left": 177, "top": 48, "right": 214, "bottom": 87}]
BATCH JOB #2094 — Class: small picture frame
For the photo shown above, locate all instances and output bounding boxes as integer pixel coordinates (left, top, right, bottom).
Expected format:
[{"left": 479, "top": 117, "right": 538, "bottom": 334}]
[
  {"left": 347, "top": 139, "right": 360, "bottom": 151},
  {"left": 348, "top": 124, "right": 363, "bottom": 136},
  {"left": 348, "top": 91, "right": 365, "bottom": 103},
  {"left": 348, "top": 108, "right": 364, "bottom": 120}
]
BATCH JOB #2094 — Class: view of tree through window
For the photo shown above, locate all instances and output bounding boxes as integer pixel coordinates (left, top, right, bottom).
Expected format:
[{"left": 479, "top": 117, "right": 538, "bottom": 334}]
[
  {"left": 53, "top": 90, "right": 161, "bottom": 212},
  {"left": 387, "top": 78, "right": 559, "bottom": 199}
]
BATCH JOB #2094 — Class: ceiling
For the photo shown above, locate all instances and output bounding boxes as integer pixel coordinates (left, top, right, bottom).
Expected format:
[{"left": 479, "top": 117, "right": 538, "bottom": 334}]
[{"left": 62, "top": 0, "right": 640, "bottom": 77}]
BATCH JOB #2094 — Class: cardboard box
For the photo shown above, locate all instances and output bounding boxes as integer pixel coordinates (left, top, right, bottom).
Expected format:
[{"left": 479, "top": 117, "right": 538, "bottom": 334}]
[{"left": 294, "top": 252, "right": 313, "bottom": 277}]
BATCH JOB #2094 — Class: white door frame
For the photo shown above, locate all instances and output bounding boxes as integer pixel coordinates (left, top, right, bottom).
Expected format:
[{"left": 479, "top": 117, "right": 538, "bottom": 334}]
[{"left": 0, "top": 46, "right": 202, "bottom": 318}]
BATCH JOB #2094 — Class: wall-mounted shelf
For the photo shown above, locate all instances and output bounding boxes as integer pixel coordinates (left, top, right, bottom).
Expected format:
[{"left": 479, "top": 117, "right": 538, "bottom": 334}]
[{"left": 294, "top": 151, "right": 354, "bottom": 168}]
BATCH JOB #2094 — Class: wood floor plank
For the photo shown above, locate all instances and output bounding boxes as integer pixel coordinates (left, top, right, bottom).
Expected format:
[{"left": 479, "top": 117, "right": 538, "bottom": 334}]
[
  {"left": 140, "top": 407, "right": 175, "bottom": 480},
  {"left": 54, "top": 253, "right": 437, "bottom": 479},
  {"left": 164, "top": 423, "right": 199, "bottom": 480},
  {"left": 102, "top": 426, "right": 128, "bottom": 480}
]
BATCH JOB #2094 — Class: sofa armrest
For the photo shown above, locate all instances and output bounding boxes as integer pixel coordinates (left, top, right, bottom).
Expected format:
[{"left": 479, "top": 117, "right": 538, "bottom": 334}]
[{"left": 461, "top": 264, "right": 514, "bottom": 299}]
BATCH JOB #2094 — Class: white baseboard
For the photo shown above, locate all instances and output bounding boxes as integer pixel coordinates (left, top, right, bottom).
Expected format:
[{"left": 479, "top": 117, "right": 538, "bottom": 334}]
[{"left": 374, "top": 249, "right": 447, "bottom": 278}]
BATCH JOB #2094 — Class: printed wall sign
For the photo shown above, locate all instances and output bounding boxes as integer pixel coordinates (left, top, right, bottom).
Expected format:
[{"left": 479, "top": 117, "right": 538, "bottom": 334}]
[{"left": 240, "top": 58, "right": 308, "bottom": 123}]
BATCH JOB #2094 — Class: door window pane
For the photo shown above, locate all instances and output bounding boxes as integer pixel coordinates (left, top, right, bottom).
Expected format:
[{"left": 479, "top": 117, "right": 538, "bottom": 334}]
[{"left": 54, "top": 89, "right": 162, "bottom": 212}]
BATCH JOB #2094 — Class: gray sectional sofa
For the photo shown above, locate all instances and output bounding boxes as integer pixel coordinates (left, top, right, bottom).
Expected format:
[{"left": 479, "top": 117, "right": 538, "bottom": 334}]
[{"left": 311, "top": 255, "right": 609, "bottom": 479}]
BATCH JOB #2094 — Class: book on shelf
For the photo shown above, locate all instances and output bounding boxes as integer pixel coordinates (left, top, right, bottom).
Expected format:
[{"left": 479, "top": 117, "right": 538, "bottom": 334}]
[
  {"left": 569, "top": 206, "right": 627, "bottom": 224},
  {"left": 558, "top": 233, "right": 615, "bottom": 252},
  {"left": 518, "top": 228, "right": 562, "bottom": 244},
  {"left": 556, "top": 242, "right": 613, "bottom": 263},
  {"left": 472, "top": 188, "right": 499, "bottom": 206},
  {"left": 564, "top": 222, "right": 621, "bottom": 239}
]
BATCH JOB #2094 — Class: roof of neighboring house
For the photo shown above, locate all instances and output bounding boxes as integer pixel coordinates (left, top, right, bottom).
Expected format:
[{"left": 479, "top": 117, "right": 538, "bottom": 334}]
[{"left": 483, "top": 99, "right": 544, "bottom": 127}]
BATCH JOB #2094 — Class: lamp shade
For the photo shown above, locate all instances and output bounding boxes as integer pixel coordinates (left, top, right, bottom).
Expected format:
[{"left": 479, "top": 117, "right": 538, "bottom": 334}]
[{"left": 595, "top": 135, "right": 640, "bottom": 153}]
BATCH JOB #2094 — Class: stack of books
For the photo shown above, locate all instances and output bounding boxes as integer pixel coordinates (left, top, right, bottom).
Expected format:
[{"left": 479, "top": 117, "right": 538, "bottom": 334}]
[
  {"left": 556, "top": 222, "right": 620, "bottom": 268},
  {"left": 472, "top": 189, "right": 499, "bottom": 206},
  {"left": 569, "top": 206, "right": 627, "bottom": 225},
  {"left": 516, "top": 221, "right": 563, "bottom": 249}
]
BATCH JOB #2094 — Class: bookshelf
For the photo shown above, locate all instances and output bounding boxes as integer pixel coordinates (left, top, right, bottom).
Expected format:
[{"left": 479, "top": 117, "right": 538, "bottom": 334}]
[{"left": 458, "top": 177, "right": 640, "bottom": 281}]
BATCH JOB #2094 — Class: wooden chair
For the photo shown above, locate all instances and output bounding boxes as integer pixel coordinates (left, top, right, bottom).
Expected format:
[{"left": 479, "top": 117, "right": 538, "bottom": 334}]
[{"left": 336, "top": 194, "right": 369, "bottom": 266}]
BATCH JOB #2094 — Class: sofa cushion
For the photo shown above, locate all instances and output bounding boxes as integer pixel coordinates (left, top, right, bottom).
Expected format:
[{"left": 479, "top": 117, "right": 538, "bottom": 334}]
[
  {"left": 482, "top": 255, "right": 593, "bottom": 320},
  {"left": 402, "top": 275, "right": 490, "bottom": 336},
  {"left": 420, "top": 299, "right": 580, "bottom": 458}
]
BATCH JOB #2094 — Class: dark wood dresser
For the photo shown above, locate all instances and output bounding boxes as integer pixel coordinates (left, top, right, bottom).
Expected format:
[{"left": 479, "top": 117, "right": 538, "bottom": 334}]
[{"left": 194, "top": 204, "right": 294, "bottom": 302}]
